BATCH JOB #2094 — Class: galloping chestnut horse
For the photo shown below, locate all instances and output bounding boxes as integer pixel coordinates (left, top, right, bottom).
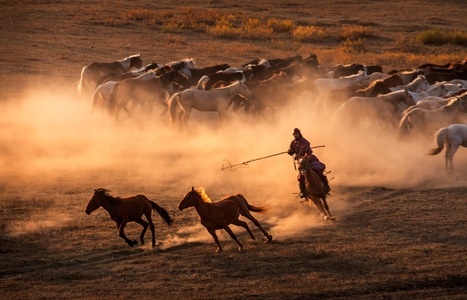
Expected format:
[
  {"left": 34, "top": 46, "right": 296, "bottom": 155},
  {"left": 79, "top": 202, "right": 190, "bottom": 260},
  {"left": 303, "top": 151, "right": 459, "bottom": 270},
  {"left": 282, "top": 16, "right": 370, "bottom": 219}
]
[
  {"left": 178, "top": 187, "right": 272, "bottom": 253},
  {"left": 299, "top": 158, "right": 334, "bottom": 220},
  {"left": 85, "top": 188, "right": 173, "bottom": 248}
]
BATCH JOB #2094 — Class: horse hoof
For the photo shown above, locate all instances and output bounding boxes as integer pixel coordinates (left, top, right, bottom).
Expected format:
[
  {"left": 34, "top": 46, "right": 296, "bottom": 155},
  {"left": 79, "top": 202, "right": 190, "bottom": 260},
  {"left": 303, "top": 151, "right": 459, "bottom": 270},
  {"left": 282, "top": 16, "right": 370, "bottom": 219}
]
[{"left": 267, "top": 235, "right": 273, "bottom": 241}]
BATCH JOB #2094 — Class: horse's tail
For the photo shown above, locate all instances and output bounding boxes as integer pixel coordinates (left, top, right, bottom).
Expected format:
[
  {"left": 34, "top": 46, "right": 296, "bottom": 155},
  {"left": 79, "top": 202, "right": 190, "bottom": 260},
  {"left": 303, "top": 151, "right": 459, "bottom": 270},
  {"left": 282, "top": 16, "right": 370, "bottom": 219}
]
[
  {"left": 236, "top": 194, "right": 267, "bottom": 213},
  {"left": 427, "top": 127, "right": 447, "bottom": 156},
  {"left": 168, "top": 92, "right": 180, "bottom": 127},
  {"left": 397, "top": 111, "right": 412, "bottom": 139},
  {"left": 77, "top": 66, "right": 88, "bottom": 96},
  {"left": 150, "top": 201, "right": 174, "bottom": 225}
]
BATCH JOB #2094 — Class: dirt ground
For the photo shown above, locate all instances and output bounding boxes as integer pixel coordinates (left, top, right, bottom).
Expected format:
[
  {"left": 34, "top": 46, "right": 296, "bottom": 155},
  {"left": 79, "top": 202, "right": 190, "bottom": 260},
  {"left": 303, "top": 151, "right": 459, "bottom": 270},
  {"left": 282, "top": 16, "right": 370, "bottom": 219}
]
[{"left": 0, "top": 1, "right": 466, "bottom": 299}]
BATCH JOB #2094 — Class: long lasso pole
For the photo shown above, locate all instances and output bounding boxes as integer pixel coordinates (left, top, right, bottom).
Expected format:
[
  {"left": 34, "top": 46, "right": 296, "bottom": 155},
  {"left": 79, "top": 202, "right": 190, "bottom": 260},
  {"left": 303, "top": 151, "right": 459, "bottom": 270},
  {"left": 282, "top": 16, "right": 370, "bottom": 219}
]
[{"left": 221, "top": 145, "right": 325, "bottom": 171}]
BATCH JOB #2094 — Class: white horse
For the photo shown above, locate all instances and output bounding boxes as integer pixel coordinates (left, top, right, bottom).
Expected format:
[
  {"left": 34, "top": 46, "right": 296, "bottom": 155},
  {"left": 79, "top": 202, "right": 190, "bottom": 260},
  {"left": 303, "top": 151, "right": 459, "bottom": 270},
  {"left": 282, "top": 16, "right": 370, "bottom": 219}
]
[
  {"left": 390, "top": 75, "right": 431, "bottom": 93},
  {"left": 333, "top": 89, "right": 416, "bottom": 130},
  {"left": 428, "top": 124, "right": 467, "bottom": 170},
  {"left": 77, "top": 54, "right": 143, "bottom": 98},
  {"left": 398, "top": 95, "right": 467, "bottom": 138},
  {"left": 91, "top": 81, "right": 119, "bottom": 114},
  {"left": 408, "top": 83, "right": 448, "bottom": 102},
  {"left": 313, "top": 70, "right": 368, "bottom": 94},
  {"left": 168, "top": 81, "right": 252, "bottom": 130}
]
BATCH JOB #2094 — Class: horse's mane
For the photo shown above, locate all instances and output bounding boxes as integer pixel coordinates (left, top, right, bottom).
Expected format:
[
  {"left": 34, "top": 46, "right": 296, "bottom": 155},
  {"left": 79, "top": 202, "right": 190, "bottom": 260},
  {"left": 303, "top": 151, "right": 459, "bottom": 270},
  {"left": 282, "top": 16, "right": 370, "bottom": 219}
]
[
  {"left": 195, "top": 187, "right": 212, "bottom": 203},
  {"left": 94, "top": 188, "right": 120, "bottom": 205}
]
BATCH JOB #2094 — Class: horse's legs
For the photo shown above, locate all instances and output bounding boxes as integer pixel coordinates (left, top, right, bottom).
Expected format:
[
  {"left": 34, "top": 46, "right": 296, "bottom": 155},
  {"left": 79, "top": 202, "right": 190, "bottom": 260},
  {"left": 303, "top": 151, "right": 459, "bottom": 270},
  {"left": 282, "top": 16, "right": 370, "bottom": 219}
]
[
  {"left": 240, "top": 213, "right": 273, "bottom": 241},
  {"left": 134, "top": 218, "right": 149, "bottom": 246},
  {"left": 207, "top": 228, "right": 223, "bottom": 253},
  {"left": 145, "top": 214, "right": 156, "bottom": 247},
  {"left": 320, "top": 197, "right": 334, "bottom": 220},
  {"left": 231, "top": 219, "right": 256, "bottom": 240},
  {"left": 222, "top": 225, "right": 244, "bottom": 251},
  {"left": 181, "top": 108, "right": 192, "bottom": 131},
  {"left": 118, "top": 220, "right": 138, "bottom": 247},
  {"left": 307, "top": 194, "right": 326, "bottom": 217},
  {"left": 445, "top": 143, "right": 459, "bottom": 171}
]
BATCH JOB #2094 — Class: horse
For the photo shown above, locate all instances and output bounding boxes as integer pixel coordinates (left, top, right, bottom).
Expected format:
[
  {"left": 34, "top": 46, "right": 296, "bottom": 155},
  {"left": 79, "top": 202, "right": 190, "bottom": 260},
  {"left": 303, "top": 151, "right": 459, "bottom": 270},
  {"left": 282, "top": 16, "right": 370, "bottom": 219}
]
[
  {"left": 85, "top": 188, "right": 173, "bottom": 248},
  {"left": 428, "top": 124, "right": 467, "bottom": 171},
  {"left": 407, "top": 83, "right": 449, "bottom": 102},
  {"left": 109, "top": 69, "right": 188, "bottom": 118},
  {"left": 333, "top": 89, "right": 416, "bottom": 130},
  {"left": 77, "top": 54, "right": 143, "bottom": 98},
  {"left": 203, "top": 71, "right": 247, "bottom": 90},
  {"left": 388, "top": 69, "right": 425, "bottom": 85},
  {"left": 178, "top": 187, "right": 272, "bottom": 253},
  {"left": 333, "top": 63, "right": 382, "bottom": 78},
  {"left": 185, "top": 63, "right": 230, "bottom": 87},
  {"left": 314, "top": 70, "right": 368, "bottom": 95},
  {"left": 390, "top": 75, "right": 431, "bottom": 93},
  {"left": 96, "top": 62, "right": 163, "bottom": 86},
  {"left": 91, "top": 80, "right": 119, "bottom": 114},
  {"left": 298, "top": 158, "right": 334, "bottom": 220},
  {"left": 405, "top": 96, "right": 451, "bottom": 112},
  {"left": 168, "top": 80, "right": 252, "bottom": 130},
  {"left": 155, "top": 58, "right": 195, "bottom": 80},
  {"left": 397, "top": 94, "right": 467, "bottom": 138}
]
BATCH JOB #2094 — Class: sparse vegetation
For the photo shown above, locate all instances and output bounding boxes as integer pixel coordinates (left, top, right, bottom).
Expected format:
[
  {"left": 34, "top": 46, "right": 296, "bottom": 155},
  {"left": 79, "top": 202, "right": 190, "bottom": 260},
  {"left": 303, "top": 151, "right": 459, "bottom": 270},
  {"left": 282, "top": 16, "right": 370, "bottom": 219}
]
[
  {"left": 1, "top": 1, "right": 467, "bottom": 299},
  {"left": 418, "top": 29, "right": 467, "bottom": 46}
]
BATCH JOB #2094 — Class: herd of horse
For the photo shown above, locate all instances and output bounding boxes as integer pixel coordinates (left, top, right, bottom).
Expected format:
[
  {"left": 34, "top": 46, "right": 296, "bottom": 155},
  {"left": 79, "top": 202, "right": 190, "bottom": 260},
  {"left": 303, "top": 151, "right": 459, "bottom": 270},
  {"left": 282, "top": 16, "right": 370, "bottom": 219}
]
[
  {"left": 78, "top": 54, "right": 467, "bottom": 169},
  {"left": 80, "top": 55, "right": 467, "bottom": 251}
]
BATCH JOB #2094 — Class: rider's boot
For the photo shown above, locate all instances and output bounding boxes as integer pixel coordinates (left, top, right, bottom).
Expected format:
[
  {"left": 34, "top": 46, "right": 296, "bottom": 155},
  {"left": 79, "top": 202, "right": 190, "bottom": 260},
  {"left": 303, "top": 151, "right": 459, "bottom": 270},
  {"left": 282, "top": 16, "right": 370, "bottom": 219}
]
[
  {"left": 321, "top": 175, "right": 331, "bottom": 195},
  {"left": 299, "top": 176, "right": 308, "bottom": 198}
]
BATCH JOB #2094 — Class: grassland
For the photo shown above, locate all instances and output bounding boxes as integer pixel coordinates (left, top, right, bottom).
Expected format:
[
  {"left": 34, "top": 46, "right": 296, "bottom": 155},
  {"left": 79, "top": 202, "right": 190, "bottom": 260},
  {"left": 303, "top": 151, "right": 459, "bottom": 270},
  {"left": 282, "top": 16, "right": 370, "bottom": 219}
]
[{"left": 0, "top": 1, "right": 467, "bottom": 299}]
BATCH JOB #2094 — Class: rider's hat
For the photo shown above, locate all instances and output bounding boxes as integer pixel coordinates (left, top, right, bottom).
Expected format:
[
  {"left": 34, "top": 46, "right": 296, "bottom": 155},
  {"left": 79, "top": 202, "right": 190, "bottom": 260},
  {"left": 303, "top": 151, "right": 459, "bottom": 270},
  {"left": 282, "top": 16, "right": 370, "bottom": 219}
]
[{"left": 293, "top": 128, "right": 301, "bottom": 135}]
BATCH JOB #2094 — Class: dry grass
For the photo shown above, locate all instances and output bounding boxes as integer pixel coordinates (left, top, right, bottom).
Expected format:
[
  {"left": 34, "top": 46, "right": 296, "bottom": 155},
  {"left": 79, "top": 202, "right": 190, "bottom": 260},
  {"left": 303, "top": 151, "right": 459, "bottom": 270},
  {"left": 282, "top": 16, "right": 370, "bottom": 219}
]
[{"left": 0, "top": 1, "right": 467, "bottom": 299}]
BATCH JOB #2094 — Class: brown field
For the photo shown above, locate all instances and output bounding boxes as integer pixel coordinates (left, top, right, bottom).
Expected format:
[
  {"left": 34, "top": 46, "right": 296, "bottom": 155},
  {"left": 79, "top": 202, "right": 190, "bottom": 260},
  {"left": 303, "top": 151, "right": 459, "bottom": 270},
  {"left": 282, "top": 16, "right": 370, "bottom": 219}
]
[{"left": 1, "top": 1, "right": 467, "bottom": 299}]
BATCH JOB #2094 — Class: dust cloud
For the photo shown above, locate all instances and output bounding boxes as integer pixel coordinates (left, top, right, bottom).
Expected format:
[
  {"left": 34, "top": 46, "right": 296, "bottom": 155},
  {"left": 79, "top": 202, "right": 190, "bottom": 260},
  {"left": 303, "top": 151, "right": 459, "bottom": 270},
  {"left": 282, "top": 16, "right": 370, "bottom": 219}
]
[{"left": 1, "top": 77, "right": 465, "bottom": 243}]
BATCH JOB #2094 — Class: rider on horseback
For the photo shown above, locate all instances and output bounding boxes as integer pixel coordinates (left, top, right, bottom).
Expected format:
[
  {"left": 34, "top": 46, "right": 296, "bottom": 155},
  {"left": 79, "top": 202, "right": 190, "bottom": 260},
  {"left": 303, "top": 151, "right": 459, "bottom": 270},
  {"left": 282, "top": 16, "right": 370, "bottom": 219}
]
[{"left": 287, "top": 128, "right": 331, "bottom": 197}]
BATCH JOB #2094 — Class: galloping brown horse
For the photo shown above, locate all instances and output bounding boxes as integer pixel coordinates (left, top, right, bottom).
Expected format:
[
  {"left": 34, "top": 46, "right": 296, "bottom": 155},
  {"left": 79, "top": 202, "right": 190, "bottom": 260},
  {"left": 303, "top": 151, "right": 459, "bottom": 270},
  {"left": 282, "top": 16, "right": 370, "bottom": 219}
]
[
  {"left": 299, "top": 158, "right": 335, "bottom": 220},
  {"left": 178, "top": 187, "right": 272, "bottom": 253},
  {"left": 85, "top": 188, "right": 173, "bottom": 248}
]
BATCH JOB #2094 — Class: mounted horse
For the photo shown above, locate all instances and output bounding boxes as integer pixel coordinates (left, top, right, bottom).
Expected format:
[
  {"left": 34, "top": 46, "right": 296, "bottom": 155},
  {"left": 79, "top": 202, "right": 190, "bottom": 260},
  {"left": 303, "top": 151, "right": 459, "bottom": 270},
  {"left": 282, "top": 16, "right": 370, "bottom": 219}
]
[
  {"left": 77, "top": 54, "right": 143, "bottom": 98},
  {"left": 85, "top": 188, "right": 173, "bottom": 248},
  {"left": 298, "top": 158, "right": 334, "bottom": 220},
  {"left": 178, "top": 187, "right": 272, "bottom": 252}
]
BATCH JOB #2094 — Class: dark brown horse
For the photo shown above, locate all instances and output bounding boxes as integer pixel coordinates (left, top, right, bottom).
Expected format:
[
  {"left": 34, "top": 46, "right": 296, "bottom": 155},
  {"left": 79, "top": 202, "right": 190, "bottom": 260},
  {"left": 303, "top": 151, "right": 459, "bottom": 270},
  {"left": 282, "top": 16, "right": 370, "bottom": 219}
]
[
  {"left": 85, "top": 188, "right": 173, "bottom": 248},
  {"left": 299, "top": 158, "right": 334, "bottom": 220},
  {"left": 178, "top": 187, "right": 272, "bottom": 252},
  {"left": 186, "top": 63, "right": 231, "bottom": 87}
]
